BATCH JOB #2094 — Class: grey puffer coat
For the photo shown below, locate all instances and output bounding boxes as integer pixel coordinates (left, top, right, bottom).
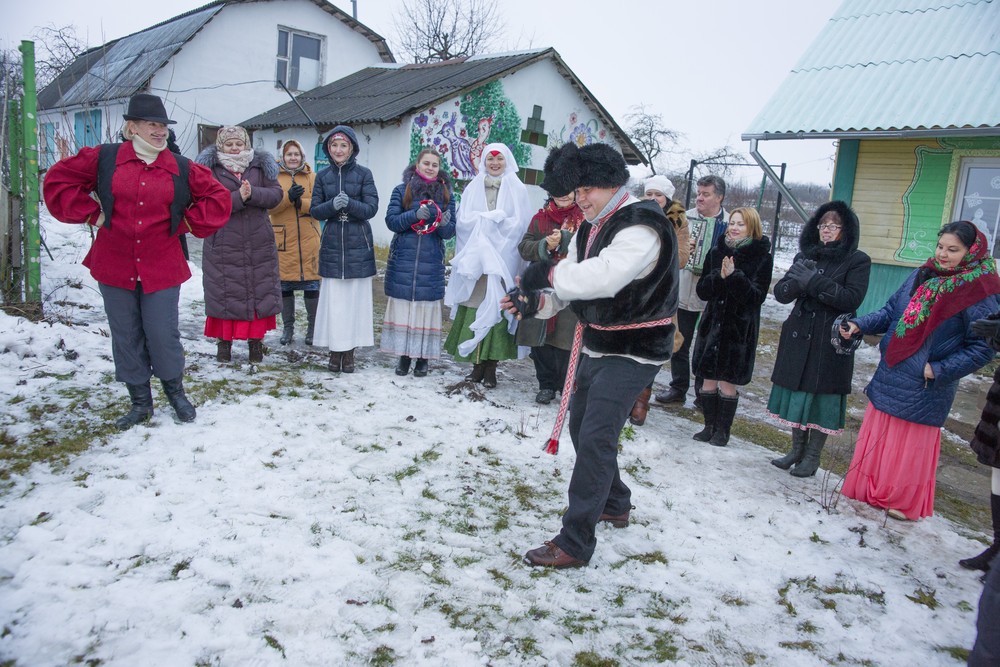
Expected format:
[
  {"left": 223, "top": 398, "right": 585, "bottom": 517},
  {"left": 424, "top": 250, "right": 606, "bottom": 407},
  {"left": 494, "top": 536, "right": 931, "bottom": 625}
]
[
  {"left": 771, "top": 201, "right": 872, "bottom": 395},
  {"left": 196, "top": 147, "right": 282, "bottom": 321},
  {"left": 312, "top": 125, "right": 379, "bottom": 279}
]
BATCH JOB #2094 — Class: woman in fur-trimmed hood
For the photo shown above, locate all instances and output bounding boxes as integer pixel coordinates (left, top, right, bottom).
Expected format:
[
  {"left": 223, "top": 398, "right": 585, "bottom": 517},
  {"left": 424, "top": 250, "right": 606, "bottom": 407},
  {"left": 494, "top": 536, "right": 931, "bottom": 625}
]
[
  {"left": 196, "top": 125, "right": 283, "bottom": 364},
  {"left": 767, "top": 200, "right": 871, "bottom": 478}
]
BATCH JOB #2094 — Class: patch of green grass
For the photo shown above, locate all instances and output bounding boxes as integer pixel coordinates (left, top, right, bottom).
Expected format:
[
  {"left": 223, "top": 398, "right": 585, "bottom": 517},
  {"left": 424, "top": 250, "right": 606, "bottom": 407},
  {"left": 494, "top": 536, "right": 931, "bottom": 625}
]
[
  {"left": 797, "top": 620, "right": 819, "bottom": 634},
  {"left": 778, "top": 640, "right": 818, "bottom": 651},
  {"left": 809, "top": 532, "right": 828, "bottom": 544},
  {"left": 611, "top": 551, "right": 668, "bottom": 570},
  {"left": 374, "top": 623, "right": 396, "bottom": 633},
  {"left": 488, "top": 568, "right": 513, "bottom": 590},
  {"left": 906, "top": 586, "right": 938, "bottom": 609},
  {"left": 263, "top": 634, "right": 286, "bottom": 658},
  {"left": 572, "top": 651, "right": 619, "bottom": 667},
  {"left": 171, "top": 559, "right": 191, "bottom": 578},
  {"left": 370, "top": 645, "right": 397, "bottom": 666},
  {"left": 937, "top": 645, "right": 970, "bottom": 661},
  {"left": 618, "top": 424, "right": 636, "bottom": 443},
  {"left": 721, "top": 593, "right": 748, "bottom": 607}
]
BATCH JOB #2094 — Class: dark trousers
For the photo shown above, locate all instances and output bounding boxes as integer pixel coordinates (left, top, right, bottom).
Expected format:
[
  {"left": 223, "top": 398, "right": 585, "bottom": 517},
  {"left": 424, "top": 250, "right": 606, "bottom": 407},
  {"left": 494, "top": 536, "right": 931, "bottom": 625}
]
[
  {"left": 669, "top": 308, "right": 702, "bottom": 394},
  {"left": 553, "top": 355, "right": 659, "bottom": 561},
  {"left": 970, "top": 553, "right": 1000, "bottom": 666},
  {"left": 530, "top": 344, "right": 570, "bottom": 392},
  {"left": 99, "top": 282, "right": 183, "bottom": 384}
]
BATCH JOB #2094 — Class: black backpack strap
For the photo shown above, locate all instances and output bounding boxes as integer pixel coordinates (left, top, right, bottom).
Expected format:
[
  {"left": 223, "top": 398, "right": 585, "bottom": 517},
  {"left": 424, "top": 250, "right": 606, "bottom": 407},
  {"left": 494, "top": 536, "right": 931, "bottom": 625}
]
[{"left": 96, "top": 143, "right": 121, "bottom": 229}]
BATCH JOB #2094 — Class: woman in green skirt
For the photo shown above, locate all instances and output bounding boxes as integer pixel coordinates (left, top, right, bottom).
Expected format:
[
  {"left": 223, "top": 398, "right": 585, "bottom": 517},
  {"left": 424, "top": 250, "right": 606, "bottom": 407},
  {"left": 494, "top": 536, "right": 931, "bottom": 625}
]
[
  {"left": 768, "top": 201, "right": 871, "bottom": 477},
  {"left": 443, "top": 143, "right": 532, "bottom": 387}
]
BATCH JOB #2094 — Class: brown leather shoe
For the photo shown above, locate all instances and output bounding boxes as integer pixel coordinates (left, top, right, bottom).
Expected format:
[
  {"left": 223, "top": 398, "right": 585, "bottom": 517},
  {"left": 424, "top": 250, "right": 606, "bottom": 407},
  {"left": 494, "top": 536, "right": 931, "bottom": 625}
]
[
  {"left": 599, "top": 511, "right": 630, "bottom": 528},
  {"left": 327, "top": 351, "right": 342, "bottom": 373},
  {"left": 523, "top": 541, "right": 588, "bottom": 568},
  {"left": 629, "top": 386, "right": 652, "bottom": 426},
  {"left": 465, "top": 363, "right": 484, "bottom": 383}
]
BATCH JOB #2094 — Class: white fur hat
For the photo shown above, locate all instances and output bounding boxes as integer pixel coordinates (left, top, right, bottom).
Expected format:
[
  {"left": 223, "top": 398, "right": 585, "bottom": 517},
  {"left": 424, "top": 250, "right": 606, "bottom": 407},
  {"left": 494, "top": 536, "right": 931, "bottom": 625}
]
[{"left": 643, "top": 174, "right": 675, "bottom": 200}]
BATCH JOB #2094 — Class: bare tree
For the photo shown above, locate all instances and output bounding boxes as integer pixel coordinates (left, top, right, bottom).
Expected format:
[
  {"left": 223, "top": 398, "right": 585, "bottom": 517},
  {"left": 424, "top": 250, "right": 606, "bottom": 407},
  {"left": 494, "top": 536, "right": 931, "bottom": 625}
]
[
  {"left": 624, "top": 104, "right": 680, "bottom": 174},
  {"left": 31, "top": 24, "right": 87, "bottom": 89},
  {"left": 392, "top": 0, "right": 506, "bottom": 63},
  {"left": 690, "top": 145, "right": 748, "bottom": 180}
]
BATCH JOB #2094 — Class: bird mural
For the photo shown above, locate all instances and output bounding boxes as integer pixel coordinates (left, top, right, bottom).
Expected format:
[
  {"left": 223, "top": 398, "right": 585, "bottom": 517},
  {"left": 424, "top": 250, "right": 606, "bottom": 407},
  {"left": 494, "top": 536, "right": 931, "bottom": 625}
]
[{"left": 438, "top": 114, "right": 476, "bottom": 180}]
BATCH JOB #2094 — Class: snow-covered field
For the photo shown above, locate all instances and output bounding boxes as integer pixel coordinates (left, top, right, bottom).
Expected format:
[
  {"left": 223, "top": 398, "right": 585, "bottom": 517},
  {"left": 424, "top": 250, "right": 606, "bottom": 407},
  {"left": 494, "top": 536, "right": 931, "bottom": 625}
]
[{"left": 0, "top": 213, "right": 992, "bottom": 666}]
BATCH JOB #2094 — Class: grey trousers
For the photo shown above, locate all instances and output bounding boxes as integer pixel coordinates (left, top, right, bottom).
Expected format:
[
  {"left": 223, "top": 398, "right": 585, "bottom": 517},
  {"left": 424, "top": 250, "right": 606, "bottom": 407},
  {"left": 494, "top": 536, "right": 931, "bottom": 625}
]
[
  {"left": 552, "top": 354, "right": 660, "bottom": 561},
  {"left": 99, "top": 282, "right": 184, "bottom": 384}
]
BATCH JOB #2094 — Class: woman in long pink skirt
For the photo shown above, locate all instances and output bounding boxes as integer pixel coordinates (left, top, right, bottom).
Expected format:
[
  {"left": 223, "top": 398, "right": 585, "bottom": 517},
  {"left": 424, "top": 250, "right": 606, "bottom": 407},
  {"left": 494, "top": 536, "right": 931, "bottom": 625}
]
[{"left": 839, "top": 221, "right": 1000, "bottom": 519}]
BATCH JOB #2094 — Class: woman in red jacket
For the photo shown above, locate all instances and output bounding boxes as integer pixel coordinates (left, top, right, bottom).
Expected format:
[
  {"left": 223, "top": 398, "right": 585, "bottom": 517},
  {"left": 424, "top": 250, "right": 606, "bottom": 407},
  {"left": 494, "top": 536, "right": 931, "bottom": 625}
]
[{"left": 43, "top": 94, "right": 231, "bottom": 429}]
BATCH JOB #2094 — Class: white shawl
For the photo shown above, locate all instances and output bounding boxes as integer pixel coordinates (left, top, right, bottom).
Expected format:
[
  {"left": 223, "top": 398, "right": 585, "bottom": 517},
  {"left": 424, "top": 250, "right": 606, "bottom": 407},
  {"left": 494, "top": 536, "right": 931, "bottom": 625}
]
[{"left": 444, "top": 143, "right": 532, "bottom": 356}]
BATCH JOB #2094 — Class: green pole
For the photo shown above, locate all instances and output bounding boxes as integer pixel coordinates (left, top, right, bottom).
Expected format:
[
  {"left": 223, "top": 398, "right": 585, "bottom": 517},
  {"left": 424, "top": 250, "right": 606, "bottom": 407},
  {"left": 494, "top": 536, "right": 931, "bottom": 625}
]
[
  {"left": 19, "top": 40, "right": 41, "bottom": 309},
  {"left": 5, "top": 98, "right": 23, "bottom": 305},
  {"left": 8, "top": 98, "right": 22, "bottom": 195}
]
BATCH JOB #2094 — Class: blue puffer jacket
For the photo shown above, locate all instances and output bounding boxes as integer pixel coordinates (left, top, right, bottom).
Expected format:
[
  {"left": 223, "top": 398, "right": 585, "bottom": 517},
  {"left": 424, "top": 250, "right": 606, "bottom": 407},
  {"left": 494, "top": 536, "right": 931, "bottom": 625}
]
[
  {"left": 384, "top": 181, "right": 457, "bottom": 301},
  {"left": 855, "top": 269, "right": 998, "bottom": 426},
  {"left": 312, "top": 125, "right": 379, "bottom": 279}
]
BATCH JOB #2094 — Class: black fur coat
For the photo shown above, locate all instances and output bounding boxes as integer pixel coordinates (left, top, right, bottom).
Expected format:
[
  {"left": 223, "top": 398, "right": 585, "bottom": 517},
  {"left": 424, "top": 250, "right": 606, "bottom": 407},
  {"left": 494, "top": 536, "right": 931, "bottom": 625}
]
[{"left": 692, "top": 234, "right": 773, "bottom": 384}]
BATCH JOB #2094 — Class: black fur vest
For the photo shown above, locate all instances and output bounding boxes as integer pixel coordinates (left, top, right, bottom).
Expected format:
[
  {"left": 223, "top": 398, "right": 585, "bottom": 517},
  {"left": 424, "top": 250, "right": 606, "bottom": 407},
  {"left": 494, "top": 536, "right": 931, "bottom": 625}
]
[{"left": 570, "top": 200, "right": 678, "bottom": 362}]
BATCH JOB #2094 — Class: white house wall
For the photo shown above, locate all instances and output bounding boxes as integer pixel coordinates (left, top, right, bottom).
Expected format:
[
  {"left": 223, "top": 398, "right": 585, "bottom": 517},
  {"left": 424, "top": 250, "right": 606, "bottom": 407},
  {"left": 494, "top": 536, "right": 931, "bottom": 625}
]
[
  {"left": 37, "top": 0, "right": 386, "bottom": 165},
  {"left": 156, "top": 0, "right": 383, "bottom": 156}
]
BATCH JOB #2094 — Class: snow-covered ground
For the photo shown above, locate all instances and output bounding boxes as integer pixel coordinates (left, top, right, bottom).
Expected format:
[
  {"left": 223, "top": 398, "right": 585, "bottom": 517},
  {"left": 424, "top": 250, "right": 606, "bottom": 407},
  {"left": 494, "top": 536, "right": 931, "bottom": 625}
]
[{"left": 0, "top": 213, "right": 992, "bottom": 666}]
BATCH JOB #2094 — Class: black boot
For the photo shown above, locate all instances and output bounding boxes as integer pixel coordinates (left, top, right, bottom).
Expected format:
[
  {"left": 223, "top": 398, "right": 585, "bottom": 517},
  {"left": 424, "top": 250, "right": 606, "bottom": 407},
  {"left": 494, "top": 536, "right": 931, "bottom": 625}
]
[
  {"left": 482, "top": 360, "right": 498, "bottom": 388},
  {"left": 791, "top": 430, "right": 828, "bottom": 477},
  {"left": 466, "top": 363, "right": 485, "bottom": 383},
  {"left": 248, "top": 339, "right": 266, "bottom": 363},
  {"left": 396, "top": 355, "right": 412, "bottom": 376},
  {"left": 772, "top": 428, "right": 809, "bottom": 469},
  {"left": 216, "top": 339, "right": 232, "bottom": 363},
  {"left": 341, "top": 348, "right": 356, "bottom": 373},
  {"left": 692, "top": 391, "right": 719, "bottom": 441},
  {"left": 960, "top": 494, "right": 1000, "bottom": 572},
  {"left": 413, "top": 358, "right": 428, "bottom": 377},
  {"left": 115, "top": 382, "right": 154, "bottom": 430},
  {"left": 161, "top": 377, "right": 196, "bottom": 423},
  {"left": 328, "top": 351, "right": 342, "bottom": 373},
  {"left": 709, "top": 394, "right": 739, "bottom": 447},
  {"left": 304, "top": 294, "right": 318, "bottom": 346},
  {"left": 279, "top": 295, "right": 295, "bottom": 345}
]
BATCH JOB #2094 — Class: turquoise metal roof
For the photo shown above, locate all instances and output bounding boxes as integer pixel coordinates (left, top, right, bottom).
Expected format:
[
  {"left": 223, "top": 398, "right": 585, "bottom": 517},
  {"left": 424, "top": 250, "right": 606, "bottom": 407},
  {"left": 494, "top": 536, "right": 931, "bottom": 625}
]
[{"left": 743, "top": 0, "right": 1000, "bottom": 139}]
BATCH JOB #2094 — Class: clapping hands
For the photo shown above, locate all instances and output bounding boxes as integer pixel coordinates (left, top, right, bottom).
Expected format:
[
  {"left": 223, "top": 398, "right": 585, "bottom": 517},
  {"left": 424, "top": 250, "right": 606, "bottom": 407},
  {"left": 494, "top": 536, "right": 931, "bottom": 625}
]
[{"left": 333, "top": 192, "right": 349, "bottom": 210}]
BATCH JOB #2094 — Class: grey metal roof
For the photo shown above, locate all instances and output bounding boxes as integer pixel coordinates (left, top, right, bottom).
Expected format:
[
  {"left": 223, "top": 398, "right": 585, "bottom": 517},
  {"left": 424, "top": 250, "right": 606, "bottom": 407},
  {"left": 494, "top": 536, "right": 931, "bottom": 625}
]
[
  {"left": 37, "top": 0, "right": 394, "bottom": 111},
  {"left": 241, "top": 48, "right": 646, "bottom": 163},
  {"left": 743, "top": 0, "right": 1000, "bottom": 139}
]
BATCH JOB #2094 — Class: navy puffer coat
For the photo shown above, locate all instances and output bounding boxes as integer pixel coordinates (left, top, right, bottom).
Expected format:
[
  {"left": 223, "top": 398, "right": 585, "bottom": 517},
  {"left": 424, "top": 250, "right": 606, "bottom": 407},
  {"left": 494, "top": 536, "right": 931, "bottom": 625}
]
[
  {"left": 384, "top": 167, "right": 457, "bottom": 301},
  {"left": 855, "top": 270, "right": 997, "bottom": 427},
  {"left": 312, "top": 125, "right": 379, "bottom": 279}
]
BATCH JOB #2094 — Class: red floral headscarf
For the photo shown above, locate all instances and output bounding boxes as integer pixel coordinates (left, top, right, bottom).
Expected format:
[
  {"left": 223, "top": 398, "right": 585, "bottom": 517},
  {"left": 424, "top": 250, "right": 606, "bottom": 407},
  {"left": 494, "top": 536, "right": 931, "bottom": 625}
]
[{"left": 886, "top": 224, "right": 1000, "bottom": 366}]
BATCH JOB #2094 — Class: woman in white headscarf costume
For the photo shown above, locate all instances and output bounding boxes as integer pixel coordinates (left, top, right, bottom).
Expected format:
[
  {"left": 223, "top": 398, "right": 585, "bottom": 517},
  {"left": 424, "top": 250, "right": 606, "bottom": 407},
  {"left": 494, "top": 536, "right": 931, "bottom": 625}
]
[{"left": 444, "top": 143, "right": 532, "bottom": 388}]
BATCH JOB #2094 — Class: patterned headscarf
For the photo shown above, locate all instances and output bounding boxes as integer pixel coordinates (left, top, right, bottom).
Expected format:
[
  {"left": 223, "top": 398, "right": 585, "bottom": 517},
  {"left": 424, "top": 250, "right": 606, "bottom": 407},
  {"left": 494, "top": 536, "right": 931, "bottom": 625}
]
[
  {"left": 886, "top": 223, "right": 1000, "bottom": 366},
  {"left": 216, "top": 125, "right": 250, "bottom": 148}
]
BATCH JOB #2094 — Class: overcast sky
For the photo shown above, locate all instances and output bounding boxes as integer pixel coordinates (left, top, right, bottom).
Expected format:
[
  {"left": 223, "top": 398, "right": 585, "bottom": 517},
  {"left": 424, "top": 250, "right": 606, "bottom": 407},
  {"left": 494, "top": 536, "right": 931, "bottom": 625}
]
[{"left": 5, "top": 0, "right": 845, "bottom": 185}]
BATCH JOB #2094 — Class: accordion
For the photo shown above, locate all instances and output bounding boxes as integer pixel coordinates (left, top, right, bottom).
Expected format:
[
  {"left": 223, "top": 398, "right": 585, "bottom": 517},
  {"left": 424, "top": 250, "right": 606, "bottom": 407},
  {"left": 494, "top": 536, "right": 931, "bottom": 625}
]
[{"left": 686, "top": 215, "right": 718, "bottom": 274}]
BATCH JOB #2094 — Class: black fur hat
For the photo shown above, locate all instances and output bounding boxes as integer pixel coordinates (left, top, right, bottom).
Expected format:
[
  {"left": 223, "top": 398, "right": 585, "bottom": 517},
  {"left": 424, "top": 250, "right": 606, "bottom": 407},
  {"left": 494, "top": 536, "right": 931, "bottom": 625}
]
[
  {"left": 540, "top": 143, "right": 581, "bottom": 196},
  {"left": 577, "top": 143, "right": 629, "bottom": 189}
]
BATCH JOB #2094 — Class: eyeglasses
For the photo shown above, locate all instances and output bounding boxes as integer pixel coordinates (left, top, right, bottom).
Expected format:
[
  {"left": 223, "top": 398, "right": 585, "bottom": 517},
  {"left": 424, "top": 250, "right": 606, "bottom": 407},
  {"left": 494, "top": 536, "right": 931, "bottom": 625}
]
[{"left": 818, "top": 223, "right": 843, "bottom": 231}]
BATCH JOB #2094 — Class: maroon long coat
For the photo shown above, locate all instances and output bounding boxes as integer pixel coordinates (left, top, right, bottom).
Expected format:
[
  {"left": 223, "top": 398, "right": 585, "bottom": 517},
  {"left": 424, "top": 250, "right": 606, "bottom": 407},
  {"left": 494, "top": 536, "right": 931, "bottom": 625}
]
[{"left": 197, "top": 147, "right": 283, "bottom": 321}]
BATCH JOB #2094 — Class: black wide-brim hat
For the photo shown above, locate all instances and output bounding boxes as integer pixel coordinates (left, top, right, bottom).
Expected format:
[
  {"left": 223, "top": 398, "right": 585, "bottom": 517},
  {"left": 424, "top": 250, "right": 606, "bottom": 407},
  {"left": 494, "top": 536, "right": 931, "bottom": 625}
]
[{"left": 122, "top": 93, "right": 176, "bottom": 124}]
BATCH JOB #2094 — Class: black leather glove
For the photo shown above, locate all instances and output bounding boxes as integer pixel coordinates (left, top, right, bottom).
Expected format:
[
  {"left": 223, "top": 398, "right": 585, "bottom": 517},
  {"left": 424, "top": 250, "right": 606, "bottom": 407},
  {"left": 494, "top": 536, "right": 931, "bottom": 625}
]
[
  {"left": 505, "top": 286, "right": 541, "bottom": 319},
  {"left": 415, "top": 204, "right": 433, "bottom": 220},
  {"left": 971, "top": 317, "right": 1000, "bottom": 339},
  {"left": 521, "top": 260, "right": 554, "bottom": 291},
  {"left": 786, "top": 258, "right": 818, "bottom": 290}
]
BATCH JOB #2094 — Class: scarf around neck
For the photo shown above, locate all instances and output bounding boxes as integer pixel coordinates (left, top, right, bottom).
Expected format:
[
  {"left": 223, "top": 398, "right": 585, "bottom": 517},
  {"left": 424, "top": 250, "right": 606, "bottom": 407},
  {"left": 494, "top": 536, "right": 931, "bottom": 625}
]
[
  {"left": 886, "top": 228, "right": 1000, "bottom": 366},
  {"left": 218, "top": 148, "right": 255, "bottom": 174},
  {"left": 131, "top": 134, "right": 166, "bottom": 165}
]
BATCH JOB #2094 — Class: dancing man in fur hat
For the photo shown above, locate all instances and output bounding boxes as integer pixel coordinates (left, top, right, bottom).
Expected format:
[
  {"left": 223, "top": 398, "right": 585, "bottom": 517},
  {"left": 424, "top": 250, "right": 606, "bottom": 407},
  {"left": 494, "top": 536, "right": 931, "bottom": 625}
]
[{"left": 502, "top": 142, "right": 679, "bottom": 568}]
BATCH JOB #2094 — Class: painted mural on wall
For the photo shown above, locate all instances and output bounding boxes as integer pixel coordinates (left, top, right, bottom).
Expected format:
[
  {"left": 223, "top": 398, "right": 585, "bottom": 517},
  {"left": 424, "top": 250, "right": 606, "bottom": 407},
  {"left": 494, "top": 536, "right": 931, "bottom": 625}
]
[
  {"left": 408, "top": 80, "right": 529, "bottom": 185},
  {"left": 550, "top": 111, "right": 609, "bottom": 148}
]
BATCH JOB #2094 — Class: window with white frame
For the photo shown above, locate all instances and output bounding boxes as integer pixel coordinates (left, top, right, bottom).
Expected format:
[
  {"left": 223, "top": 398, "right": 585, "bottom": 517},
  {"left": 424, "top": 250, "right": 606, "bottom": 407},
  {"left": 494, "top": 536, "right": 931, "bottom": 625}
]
[
  {"left": 275, "top": 27, "right": 323, "bottom": 92},
  {"left": 952, "top": 157, "right": 1000, "bottom": 257}
]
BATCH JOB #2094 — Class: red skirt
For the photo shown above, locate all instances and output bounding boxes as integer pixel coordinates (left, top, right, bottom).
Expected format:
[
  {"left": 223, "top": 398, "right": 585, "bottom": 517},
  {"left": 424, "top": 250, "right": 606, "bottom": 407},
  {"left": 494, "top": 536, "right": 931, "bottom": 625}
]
[
  {"left": 204, "top": 316, "right": 277, "bottom": 341},
  {"left": 841, "top": 404, "right": 941, "bottom": 519}
]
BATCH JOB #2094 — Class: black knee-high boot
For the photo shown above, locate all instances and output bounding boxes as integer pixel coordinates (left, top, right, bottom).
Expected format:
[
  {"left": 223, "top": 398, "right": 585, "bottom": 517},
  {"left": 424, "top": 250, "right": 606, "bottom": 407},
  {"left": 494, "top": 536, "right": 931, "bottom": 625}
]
[
  {"left": 791, "top": 429, "right": 828, "bottom": 477},
  {"left": 709, "top": 394, "right": 739, "bottom": 447},
  {"left": 304, "top": 293, "right": 319, "bottom": 346},
  {"left": 116, "top": 382, "right": 154, "bottom": 430},
  {"left": 961, "top": 494, "right": 1000, "bottom": 572},
  {"left": 772, "top": 428, "right": 808, "bottom": 469},
  {"left": 279, "top": 294, "right": 296, "bottom": 345},
  {"left": 693, "top": 391, "right": 719, "bottom": 441}
]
